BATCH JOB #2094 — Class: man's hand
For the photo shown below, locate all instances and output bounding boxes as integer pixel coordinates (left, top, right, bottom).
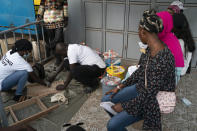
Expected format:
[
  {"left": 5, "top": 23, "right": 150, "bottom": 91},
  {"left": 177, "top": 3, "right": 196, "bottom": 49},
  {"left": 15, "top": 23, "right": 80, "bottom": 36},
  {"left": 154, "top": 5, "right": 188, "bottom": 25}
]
[
  {"left": 112, "top": 103, "right": 123, "bottom": 113},
  {"left": 40, "top": 79, "right": 47, "bottom": 86},
  {"left": 56, "top": 84, "right": 67, "bottom": 91},
  {"left": 47, "top": 76, "right": 56, "bottom": 83},
  {"left": 45, "top": 80, "right": 51, "bottom": 87}
]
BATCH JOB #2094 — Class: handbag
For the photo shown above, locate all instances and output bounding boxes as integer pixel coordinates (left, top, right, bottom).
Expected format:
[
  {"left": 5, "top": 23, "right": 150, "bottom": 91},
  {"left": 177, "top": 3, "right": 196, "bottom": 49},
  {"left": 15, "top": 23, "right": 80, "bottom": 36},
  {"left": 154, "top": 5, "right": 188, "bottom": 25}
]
[{"left": 145, "top": 56, "right": 176, "bottom": 114}]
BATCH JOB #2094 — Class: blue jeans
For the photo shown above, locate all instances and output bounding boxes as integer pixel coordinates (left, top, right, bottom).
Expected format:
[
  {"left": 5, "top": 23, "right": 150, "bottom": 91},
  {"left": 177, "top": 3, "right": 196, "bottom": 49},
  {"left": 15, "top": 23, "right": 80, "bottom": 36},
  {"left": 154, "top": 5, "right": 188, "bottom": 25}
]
[
  {"left": 101, "top": 84, "right": 142, "bottom": 131},
  {"left": 175, "top": 67, "right": 182, "bottom": 85},
  {"left": 1, "top": 70, "right": 29, "bottom": 95}
]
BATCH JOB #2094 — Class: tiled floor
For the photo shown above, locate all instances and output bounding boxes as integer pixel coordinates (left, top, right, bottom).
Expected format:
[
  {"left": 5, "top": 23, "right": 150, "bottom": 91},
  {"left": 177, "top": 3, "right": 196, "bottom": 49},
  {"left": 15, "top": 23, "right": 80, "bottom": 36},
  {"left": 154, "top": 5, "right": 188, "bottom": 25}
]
[{"left": 67, "top": 69, "right": 197, "bottom": 131}]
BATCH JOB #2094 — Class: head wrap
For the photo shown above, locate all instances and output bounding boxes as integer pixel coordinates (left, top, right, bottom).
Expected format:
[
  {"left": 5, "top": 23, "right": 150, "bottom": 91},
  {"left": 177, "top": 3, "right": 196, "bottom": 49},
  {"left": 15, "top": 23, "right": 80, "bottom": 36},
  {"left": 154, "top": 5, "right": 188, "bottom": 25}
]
[
  {"left": 157, "top": 11, "right": 184, "bottom": 67},
  {"left": 168, "top": 5, "right": 181, "bottom": 14},
  {"left": 140, "top": 9, "right": 164, "bottom": 34}
]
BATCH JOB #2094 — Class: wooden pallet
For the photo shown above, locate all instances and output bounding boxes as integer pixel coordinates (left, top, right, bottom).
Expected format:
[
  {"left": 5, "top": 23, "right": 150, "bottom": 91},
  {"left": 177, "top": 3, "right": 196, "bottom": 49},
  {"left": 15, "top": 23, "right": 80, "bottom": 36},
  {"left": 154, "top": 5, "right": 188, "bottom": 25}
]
[
  {"left": 27, "top": 81, "right": 64, "bottom": 97},
  {"left": 5, "top": 93, "right": 60, "bottom": 126}
]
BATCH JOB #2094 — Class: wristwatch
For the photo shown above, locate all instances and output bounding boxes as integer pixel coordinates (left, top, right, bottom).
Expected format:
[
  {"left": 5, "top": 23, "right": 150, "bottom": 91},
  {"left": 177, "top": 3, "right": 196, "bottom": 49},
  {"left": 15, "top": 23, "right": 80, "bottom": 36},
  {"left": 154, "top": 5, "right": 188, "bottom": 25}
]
[{"left": 117, "top": 85, "right": 121, "bottom": 90}]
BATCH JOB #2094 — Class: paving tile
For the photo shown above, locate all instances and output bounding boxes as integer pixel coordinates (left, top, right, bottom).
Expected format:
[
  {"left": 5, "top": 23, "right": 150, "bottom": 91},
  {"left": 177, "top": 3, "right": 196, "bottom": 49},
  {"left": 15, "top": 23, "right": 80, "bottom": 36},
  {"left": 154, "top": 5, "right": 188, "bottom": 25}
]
[
  {"left": 65, "top": 68, "right": 197, "bottom": 131},
  {"left": 188, "top": 122, "right": 197, "bottom": 131},
  {"left": 187, "top": 112, "right": 197, "bottom": 123},
  {"left": 187, "top": 105, "right": 197, "bottom": 113},
  {"left": 167, "top": 123, "right": 189, "bottom": 131}
]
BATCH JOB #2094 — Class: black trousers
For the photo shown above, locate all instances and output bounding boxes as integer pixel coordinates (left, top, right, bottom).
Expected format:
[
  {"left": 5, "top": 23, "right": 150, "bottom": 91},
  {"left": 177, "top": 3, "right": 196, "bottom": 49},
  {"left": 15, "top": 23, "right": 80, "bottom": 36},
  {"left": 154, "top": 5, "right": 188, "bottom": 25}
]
[
  {"left": 45, "top": 28, "right": 64, "bottom": 64},
  {"left": 64, "top": 60, "right": 105, "bottom": 87}
]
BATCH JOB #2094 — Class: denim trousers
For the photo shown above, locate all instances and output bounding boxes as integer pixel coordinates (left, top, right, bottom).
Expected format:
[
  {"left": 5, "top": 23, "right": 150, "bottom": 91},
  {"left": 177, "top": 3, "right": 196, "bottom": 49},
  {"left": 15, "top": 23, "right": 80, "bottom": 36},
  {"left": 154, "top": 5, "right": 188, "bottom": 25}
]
[
  {"left": 1, "top": 70, "right": 28, "bottom": 95},
  {"left": 102, "top": 84, "right": 142, "bottom": 131},
  {"left": 175, "top": 67, "right": 182, "bottom": 85}
]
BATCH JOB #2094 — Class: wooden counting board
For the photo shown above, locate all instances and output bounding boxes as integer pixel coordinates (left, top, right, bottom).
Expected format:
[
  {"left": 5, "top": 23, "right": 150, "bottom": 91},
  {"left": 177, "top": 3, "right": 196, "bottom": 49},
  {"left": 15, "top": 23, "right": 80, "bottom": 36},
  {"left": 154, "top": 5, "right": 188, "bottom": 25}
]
[
  {"left": 5, "top": 93, "right": 60, "bottom": 126},
  {"left": 27, "top": 81, "right": 64, "bottom": 97}
]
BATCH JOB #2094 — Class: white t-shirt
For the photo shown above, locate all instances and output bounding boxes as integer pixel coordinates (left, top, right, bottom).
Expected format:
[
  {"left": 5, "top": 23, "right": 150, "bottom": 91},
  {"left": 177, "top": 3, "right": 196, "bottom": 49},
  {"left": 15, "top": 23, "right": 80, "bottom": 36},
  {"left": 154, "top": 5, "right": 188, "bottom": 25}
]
[
  {"left": 179, "top": 39, "right": 192, "bottom": 76},
  {"left": 67, "top": 44, "right": 106, "bottom": 68},
  {"left": 0, "top": 50, "right": 33, "bottom": 90}
]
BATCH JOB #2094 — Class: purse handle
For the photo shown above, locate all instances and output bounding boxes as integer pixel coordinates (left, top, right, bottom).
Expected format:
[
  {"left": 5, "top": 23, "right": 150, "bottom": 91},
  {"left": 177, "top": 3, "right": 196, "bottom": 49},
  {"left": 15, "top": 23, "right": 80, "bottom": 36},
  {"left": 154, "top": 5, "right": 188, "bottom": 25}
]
[{"left": 145, "top": 56, "right": 150, "bottom": 88}]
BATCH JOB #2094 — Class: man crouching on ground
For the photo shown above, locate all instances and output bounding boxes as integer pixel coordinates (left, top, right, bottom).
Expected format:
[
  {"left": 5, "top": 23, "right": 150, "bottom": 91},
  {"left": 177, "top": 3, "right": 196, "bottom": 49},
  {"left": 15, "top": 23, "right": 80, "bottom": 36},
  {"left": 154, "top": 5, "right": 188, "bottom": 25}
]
[{"left": 49, "top": 43, "right": 106, "bottom": 93}]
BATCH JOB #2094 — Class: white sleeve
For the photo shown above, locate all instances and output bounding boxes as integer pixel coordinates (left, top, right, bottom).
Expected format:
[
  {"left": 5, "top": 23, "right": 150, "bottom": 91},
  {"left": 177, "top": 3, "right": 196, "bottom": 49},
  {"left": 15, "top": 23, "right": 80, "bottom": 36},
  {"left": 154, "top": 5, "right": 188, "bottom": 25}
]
[
  {"left": 13, "top": 57, "right": 33, "bottom": 72},
  {"left": 181, "top": 52, "right": 192, "bottom": 76},
  {"left": 67, "top": 47, "right": 78, "bottom": 64}
]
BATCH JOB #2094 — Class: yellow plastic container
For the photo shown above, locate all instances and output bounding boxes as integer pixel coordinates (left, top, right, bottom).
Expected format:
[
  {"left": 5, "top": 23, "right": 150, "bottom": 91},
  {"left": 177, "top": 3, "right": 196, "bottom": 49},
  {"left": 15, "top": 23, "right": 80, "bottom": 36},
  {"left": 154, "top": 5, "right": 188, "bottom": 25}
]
[
  {"left": 106, "top": 65, "right": 125, "bottom": 80},
  {"left": 34, "top": 0, "right": 41, "bottom": 5}
]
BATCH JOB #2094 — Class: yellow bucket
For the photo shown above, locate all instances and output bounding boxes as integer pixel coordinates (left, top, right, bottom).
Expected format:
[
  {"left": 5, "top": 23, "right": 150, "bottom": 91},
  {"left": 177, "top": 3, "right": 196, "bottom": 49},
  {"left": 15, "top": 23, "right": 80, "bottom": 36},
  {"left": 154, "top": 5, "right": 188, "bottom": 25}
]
[
  {"left": 106, "top": 66, "right": 125, "bottom": 80},
  {"left": 34, "top": 0, "right": 41, "bottom": 5}
]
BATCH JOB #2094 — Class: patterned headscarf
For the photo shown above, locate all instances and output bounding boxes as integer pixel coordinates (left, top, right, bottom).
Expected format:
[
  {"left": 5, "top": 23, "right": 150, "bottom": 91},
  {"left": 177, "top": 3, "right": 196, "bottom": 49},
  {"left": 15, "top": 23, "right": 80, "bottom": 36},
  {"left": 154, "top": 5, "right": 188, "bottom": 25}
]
[
  {"left": 168, "top": 5, "right": 181, "bottom": 14},
  {"left": 140, "top": 9, "right": 164, "bottom": 34}
]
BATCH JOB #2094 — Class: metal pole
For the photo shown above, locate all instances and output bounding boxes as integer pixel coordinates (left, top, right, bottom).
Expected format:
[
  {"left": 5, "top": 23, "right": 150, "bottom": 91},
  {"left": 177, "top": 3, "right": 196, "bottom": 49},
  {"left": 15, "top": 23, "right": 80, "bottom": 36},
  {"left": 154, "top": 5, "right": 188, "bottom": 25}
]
[
  {"left": 41, "top": 25, "right": 47, "bottom": 59},
  {"left": 0, "top": 45, "right": 3, "bottom": 58},
  {"left": 13, "top": 32, "right": 16, "bottom": 42},
  {"left": 102, "top": 0, "right": 107, "bottom": 53},
  {"left": 34, "top": 25, "right": 42, "bottom": 62},
  {"left": 0, "top": 21, "right": 41, "bottom": 35},
  {"left": 0, "top": 94, "right": 8, "bottom": 127},
  {"left": 4, "top": 33, "right": 9, "bottom": 52},
  {"left": 28, "top": 28, "right": 35, "bottom": 63},
  {"left": 20, "top": 29, "right": 24, "bottom": 39}
]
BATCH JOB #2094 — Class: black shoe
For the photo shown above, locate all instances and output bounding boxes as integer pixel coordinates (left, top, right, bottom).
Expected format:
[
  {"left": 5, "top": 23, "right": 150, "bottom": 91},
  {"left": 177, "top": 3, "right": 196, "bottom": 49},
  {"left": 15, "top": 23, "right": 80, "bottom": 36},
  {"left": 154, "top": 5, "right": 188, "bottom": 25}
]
[
  {"left": 83, "top": 84, "right": 99, "bottom": 94},
  {"left": 84, "top": 87, "right": 94, "bottom": 94}
]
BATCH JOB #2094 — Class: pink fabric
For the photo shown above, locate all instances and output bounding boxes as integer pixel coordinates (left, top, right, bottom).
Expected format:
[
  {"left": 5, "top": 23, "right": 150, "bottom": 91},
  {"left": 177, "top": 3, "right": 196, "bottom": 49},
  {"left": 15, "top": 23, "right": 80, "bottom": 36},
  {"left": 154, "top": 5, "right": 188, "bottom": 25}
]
[
  {"left": 168, "top": 5, "right": 181, "bottom": 14},
  {"left": 157, "top": 11, "right": 184, "bottom": 67}
]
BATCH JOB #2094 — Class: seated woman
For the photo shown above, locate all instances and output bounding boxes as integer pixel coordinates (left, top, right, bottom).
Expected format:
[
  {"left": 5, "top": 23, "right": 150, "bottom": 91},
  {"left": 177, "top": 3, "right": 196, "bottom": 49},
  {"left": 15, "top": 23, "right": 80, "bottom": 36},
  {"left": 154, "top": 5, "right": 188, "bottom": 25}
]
[
  {"left": 0, "top": 39, "right": 46, "bottom": 102},
  {"left": 101, "top": 10, "right": 176, "bottom": 131},
  {"left": 172, "top": 13, "right": 195, "bottom": 75},
  {"left": 156, "top": 11, "right": 184, "bottom": 84}
]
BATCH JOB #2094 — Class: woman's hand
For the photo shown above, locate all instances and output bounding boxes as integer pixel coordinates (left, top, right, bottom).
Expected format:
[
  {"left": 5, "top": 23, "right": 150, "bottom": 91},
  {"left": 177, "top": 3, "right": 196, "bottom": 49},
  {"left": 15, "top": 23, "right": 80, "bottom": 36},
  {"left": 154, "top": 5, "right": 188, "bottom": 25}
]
[
  {"left": 112, "top": 103, "right": 123, "bottom": 113},
  {"left": 105, "top": 84, "right": 125, "bottom": 98},
  {"left": 105, "top": 87, "right": 119, "bottom": 95}
]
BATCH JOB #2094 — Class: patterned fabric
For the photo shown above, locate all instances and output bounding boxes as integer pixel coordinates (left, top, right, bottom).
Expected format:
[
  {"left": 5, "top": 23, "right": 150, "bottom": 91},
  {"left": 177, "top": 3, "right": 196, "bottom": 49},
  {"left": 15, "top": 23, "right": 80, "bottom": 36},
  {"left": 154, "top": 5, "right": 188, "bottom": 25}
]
[
  {"left": 140, "top": 10, "right": 164, "bottom": 34},
  {"left": 44, "top": 21, "right": 65, "bottom": 29},
  {"left": 38, "top": 0, "right": 68, "bottom": 29},
  {"left": 156, "top": 91, "right": 176, "bottom": 113},
  {"left": 103, "top": 50, "right": 119, "bottom": 60},
  {"left": 121, "top": 47, "right": 176, "bottom": 130},
  {"left": 168, "top": 5, "right": 181, "bottom": 14}
]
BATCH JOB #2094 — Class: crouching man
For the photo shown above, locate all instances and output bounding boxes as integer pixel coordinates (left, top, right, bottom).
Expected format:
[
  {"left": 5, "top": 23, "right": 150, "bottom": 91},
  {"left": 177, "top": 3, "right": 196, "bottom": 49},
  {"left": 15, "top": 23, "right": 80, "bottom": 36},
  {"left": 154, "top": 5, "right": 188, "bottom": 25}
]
[{"left": 50, "top": 43, "right": 106, "bottom": 92}]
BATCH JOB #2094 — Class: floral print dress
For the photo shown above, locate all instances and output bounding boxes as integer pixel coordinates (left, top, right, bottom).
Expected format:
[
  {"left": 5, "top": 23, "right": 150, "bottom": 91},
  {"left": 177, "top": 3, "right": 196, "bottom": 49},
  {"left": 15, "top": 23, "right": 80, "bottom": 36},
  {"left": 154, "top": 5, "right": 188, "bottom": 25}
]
[
  {"left": 121, "top": 46, "right": 176, "bottom": 130},
  {"left": 38, "top": 0, "right": 68, "bottom": 29}
]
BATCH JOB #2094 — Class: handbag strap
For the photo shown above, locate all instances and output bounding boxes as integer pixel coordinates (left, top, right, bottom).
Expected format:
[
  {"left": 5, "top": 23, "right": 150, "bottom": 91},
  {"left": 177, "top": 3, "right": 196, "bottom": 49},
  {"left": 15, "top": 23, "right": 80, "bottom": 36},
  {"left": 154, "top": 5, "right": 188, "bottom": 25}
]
[{"left": 145, "top": 56, "right": 150, "bottom": 88}]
